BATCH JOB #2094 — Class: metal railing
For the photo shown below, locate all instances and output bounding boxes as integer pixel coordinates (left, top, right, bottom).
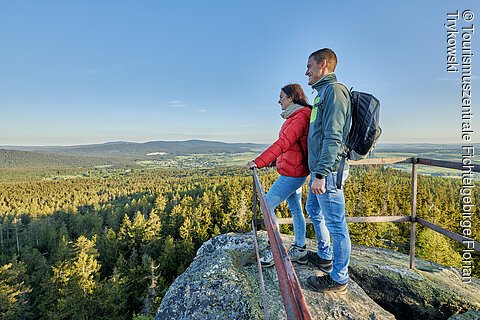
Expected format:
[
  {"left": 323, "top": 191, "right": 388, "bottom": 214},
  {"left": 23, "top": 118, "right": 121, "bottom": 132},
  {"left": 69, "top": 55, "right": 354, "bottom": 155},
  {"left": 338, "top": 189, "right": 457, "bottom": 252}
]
[
  {"left": 406, "top": 157, "right": 480, "bottom": 267},
  {"left": 252, "top": 167, "right": 312, "bottom": 320},
  {"left": 253, "top": 157, "right": 479, "bottom": 270}
]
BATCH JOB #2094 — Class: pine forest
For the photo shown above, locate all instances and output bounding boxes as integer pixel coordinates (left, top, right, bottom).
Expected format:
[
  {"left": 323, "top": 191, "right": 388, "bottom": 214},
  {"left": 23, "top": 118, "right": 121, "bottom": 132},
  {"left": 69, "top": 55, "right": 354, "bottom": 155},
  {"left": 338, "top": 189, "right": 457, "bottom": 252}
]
[{"left": 0, "top": 165, "right": 478, "bottom": 319}]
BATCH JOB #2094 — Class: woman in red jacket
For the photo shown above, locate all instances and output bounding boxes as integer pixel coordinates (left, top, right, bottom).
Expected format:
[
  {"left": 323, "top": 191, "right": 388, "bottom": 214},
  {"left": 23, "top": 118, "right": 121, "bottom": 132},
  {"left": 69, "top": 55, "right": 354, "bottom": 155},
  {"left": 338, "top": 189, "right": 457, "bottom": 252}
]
[{"left": 247, "top": 83, "right": 311, "bottom": 267}]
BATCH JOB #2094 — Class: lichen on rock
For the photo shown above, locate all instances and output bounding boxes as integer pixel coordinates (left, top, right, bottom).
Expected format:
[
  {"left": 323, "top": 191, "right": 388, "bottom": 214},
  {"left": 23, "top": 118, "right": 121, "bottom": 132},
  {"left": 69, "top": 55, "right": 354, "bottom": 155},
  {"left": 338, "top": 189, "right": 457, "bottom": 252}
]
[
  {"left": 156, "top": 232, "right": 480, "bottom": 320},
  {"left": 155, "top": 233, "right": 264, "bottom": 320}
]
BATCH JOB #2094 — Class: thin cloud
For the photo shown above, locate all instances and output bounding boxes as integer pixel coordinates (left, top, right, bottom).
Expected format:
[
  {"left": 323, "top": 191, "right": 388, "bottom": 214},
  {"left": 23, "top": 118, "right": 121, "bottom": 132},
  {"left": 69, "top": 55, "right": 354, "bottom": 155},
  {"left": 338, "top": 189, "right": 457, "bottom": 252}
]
[
  {"left": 166, "top": 101, "right": 206, "bottom": 112},
  {"left": 167, "top": 101, "right": 187, "bottom": 108}
]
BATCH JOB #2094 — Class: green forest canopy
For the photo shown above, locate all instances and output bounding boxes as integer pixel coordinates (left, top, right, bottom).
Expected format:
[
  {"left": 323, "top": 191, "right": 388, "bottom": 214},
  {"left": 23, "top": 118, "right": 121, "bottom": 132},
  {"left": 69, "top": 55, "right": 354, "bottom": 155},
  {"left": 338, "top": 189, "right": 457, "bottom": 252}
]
[{"left": 0, "top": 165, "right": 478, "bottom": 319}]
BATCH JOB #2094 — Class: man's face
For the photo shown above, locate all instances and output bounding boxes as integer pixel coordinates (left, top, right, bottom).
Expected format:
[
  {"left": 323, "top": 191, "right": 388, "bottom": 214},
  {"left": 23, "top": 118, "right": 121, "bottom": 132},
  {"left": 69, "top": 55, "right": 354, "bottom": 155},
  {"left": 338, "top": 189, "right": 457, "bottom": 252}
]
[{"left": 305, "top": 57, "right": 324, "bottom": 85}]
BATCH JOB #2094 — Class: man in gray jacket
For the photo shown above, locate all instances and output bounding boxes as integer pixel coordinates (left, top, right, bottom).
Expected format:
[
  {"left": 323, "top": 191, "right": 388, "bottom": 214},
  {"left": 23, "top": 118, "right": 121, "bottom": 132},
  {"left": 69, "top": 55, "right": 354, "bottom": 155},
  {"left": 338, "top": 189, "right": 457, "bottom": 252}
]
[{"left": 304, "top": 48, "right": 352, "bottom": 293}]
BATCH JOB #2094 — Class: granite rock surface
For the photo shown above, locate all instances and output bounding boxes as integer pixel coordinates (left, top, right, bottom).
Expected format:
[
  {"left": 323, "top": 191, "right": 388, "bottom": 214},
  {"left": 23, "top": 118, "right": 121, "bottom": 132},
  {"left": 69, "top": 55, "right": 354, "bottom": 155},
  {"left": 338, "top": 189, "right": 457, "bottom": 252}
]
[{"left": 156, "top": 232, "right": 480, "bottom": 320}]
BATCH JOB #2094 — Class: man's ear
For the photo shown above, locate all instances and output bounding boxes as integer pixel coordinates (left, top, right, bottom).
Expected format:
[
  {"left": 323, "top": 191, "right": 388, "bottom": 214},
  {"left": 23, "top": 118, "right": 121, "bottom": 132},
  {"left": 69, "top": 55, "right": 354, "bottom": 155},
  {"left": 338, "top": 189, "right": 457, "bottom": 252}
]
[{"left": 320, "top": 59, "right": 328, "bottom": 71}]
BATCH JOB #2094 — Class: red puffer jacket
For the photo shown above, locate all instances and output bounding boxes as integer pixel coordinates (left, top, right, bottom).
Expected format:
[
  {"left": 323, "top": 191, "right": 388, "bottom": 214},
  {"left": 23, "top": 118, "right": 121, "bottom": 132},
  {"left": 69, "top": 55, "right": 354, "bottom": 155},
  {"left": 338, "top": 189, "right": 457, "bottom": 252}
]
[{"left": 254, "top": 107, "right": 311, "bottom": 177}]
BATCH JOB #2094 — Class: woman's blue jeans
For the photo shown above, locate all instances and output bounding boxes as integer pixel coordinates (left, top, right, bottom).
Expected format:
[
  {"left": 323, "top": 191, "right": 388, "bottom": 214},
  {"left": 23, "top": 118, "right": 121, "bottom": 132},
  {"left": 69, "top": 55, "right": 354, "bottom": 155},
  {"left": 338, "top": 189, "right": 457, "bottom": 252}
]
[
  {"left": 265, "top": 175, "right": 308, "bottom": 247},
  {"left": 306, "top": 171, "right": 351, "bottom": 285}
]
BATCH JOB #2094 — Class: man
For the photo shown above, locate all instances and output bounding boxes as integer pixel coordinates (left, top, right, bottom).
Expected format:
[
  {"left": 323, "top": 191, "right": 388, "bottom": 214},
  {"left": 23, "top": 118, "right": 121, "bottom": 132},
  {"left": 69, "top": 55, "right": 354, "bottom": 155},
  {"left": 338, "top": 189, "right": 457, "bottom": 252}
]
[{"left": 304, "top": 48, "right": 352, "bottom": 294}]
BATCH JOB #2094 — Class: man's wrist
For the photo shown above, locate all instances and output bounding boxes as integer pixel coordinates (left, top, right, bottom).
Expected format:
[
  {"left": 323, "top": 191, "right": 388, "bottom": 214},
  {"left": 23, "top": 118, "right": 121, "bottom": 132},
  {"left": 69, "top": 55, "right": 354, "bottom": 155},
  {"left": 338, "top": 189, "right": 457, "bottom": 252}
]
[{"left": 315, "top": 173, "right": 324, "bottom": 180}]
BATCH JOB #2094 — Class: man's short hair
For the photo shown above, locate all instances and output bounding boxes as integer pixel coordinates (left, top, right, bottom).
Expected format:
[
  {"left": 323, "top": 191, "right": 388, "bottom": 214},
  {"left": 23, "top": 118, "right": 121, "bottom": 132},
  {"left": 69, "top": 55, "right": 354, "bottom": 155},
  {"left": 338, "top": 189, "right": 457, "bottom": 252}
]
[{"left": 309, "top": 48, "right": 337, "bottom": 72}]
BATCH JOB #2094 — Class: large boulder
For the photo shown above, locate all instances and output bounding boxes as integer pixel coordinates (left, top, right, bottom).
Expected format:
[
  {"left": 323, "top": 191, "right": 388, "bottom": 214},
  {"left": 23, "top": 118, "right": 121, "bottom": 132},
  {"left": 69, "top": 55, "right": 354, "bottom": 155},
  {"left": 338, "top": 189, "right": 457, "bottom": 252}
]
[
  {"left": 156, "top": 232, "right": 394, "bottom": 319},
  {"left": 349, "top": 245, "right": 480, "bottom": 320},
  {"left": 448, "top": 310, "right": 480, "bottom": 320},
  {"left": 155, "top": 232, "right": 480, "bottom": 319}
]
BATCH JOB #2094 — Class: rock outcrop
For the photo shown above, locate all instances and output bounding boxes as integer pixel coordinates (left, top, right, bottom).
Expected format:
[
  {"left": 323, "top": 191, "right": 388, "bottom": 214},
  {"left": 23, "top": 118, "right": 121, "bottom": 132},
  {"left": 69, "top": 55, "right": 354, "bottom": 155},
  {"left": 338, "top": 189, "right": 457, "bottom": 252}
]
[
  {"left": 448, "top": 311, "right": 480, "bottom": 320},
  {"left": 349, "top": 244, "right": 480, "bottom": 319},
  {"left": 156, "top": 232, "right": 480, "bottom": 320}
]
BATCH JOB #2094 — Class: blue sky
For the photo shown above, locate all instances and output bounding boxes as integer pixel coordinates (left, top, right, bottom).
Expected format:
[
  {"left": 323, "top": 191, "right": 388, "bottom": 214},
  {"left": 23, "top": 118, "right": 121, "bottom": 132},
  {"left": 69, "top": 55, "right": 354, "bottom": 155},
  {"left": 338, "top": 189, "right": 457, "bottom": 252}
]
[{"left": 0, "top": 0, "right": 478, "bottom": 146}]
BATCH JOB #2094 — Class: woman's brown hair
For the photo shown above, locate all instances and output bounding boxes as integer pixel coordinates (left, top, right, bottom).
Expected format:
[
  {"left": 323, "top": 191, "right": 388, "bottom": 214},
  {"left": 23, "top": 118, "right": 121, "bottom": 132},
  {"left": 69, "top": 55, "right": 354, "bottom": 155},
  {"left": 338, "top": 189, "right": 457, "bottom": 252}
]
[{"left": 281, "top": 84, "right": 312, "bottom": 109}]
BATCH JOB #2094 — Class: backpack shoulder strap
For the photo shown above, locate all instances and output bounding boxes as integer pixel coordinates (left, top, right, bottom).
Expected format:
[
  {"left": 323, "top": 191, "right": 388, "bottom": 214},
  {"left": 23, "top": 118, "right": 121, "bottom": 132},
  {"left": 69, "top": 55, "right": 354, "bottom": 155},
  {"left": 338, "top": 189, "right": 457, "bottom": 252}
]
[{"left": 329, "top": 81, "right": 351, "bottom": 190}]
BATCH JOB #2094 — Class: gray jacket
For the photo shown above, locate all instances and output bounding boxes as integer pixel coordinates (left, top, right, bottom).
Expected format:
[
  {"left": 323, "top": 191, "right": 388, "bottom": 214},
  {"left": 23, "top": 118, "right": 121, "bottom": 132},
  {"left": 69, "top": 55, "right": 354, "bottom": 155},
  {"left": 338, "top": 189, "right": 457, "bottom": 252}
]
[{"left": 308, "top": 73, "right": 351, "bottom": 176}]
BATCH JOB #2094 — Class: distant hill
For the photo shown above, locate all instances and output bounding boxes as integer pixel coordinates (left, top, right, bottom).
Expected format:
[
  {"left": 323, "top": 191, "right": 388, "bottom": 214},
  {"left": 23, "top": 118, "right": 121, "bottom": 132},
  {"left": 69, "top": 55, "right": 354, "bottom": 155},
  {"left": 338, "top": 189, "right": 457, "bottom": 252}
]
[
  {"left": 2, "top": 141, "right": 471, "bottom": 170},
  {"left": 373, "top": 143, "right": 479, "bottom": 162},
  {"left": 0, "top": 149, "right": 123, "bottom": 169},
  {"left": 375, "top": 143, "right": 477, "bottom": 153},
  {"left": 0, "top": 140, "right": 267, "bottom": 158}
]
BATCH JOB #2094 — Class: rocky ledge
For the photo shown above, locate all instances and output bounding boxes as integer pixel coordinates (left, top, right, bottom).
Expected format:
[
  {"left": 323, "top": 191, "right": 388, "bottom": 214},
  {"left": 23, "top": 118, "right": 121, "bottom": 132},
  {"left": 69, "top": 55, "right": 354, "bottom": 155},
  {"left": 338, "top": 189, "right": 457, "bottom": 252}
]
[{"left": 156, "top": 232, "right": 480, "bottom": 320}]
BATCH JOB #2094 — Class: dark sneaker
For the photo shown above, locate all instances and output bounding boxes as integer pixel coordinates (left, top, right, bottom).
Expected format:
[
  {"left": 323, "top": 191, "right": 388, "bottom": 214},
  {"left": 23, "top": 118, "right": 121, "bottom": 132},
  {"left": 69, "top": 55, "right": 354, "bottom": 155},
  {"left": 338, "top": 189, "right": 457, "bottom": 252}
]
[
  {"left": 307, "top": 275, "right": 348, "bottom": 294},
  {"left": 307, "top": 251, "right": 333, "bottom": 273},
  {"left": 260, "top": 248, "right": 274, "bottom": 267},
  {"left": 288, "top": 244, "right": 308, "bottom": 265}
]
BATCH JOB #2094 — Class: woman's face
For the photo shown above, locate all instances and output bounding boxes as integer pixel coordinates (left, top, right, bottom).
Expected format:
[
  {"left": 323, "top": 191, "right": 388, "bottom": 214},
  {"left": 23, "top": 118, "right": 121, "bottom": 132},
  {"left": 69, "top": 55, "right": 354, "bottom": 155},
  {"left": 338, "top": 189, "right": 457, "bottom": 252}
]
[{"left": 278, "top": 90, "right": 293, "bottom": 110}]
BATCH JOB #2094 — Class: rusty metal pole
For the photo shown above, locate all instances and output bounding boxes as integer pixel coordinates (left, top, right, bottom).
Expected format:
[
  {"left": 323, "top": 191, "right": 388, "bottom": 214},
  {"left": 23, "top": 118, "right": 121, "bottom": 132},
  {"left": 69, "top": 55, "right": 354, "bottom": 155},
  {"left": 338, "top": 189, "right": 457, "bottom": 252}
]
[
  {"left": 252, "top": 220, "right": 270, "bottom": 320},
  {"left": 253, "top": 168, "right": 312, "bottom": 320},
  {"left": 253, "top": 174, "right": 258, "bottom": 227},
  {"left": 409, "top": 157, "right": 418, "bottom": 269},
  {"left": 251, "top": 172, "right": 271, "bottom": 319}
]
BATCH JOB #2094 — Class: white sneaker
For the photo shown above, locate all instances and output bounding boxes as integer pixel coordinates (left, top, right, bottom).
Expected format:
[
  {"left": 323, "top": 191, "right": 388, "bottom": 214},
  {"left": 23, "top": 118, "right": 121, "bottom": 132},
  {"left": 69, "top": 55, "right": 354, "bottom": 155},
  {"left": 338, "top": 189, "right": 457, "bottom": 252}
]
[
  {"left": 260, "top": 248, "right": 274, "bottom": 267},
  {"left": 288, "top": 244, "right": 308, "bottom": 264}
]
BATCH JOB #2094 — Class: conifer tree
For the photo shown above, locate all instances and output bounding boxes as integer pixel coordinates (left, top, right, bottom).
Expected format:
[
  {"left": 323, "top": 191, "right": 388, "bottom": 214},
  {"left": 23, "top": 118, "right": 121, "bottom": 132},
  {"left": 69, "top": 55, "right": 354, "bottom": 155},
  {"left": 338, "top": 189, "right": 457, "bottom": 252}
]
[
  {"left": 0, "top": 259, "right": 32, "bottom": 320},
  {"left": 416, "top": 228, "right": 462, "bottom": 266},
  {"left": 51, "top": 235, "right": 101, "bottom": 319}
]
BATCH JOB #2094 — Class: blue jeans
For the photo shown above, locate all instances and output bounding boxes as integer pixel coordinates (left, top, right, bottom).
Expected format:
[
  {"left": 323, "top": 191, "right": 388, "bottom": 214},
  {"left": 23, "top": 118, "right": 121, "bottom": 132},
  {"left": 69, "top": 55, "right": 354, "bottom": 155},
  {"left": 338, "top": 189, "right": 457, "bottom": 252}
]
[
  {"left": 265, "top": 175, "right": 308, "bottom": 247},
  {"left": 306, "top": 171, "right": 351, "bottom": 285}
]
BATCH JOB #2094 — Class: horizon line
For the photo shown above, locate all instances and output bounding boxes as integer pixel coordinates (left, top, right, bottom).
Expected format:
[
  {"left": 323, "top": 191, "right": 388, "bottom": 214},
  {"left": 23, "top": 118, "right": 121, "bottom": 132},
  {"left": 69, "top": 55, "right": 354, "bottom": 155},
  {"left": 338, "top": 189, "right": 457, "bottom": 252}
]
[{"left": 0, "top": 140, "right": 475, "bottom": 148}]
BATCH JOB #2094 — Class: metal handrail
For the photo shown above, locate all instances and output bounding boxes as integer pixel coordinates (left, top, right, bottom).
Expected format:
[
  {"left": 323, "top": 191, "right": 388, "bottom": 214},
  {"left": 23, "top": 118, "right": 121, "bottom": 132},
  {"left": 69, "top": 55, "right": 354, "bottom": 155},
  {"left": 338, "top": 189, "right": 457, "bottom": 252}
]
[
  {"left": 251, "top": 177, "right": 270, "bottom": 320},
  {"left": 252, "top": 156, "right": 479, "bottom": 272},
  {"left": 354, "top": 157, "right": 480, "bottom": 267},
  {"left": 252, "top": 168, "right": 312, "bottom": 320}
]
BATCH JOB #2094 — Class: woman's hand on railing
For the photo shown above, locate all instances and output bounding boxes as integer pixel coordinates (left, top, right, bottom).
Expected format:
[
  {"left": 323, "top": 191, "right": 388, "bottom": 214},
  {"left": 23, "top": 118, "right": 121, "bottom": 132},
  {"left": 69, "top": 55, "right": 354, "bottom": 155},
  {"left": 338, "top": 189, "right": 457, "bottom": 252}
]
[{"left": 247, "top": 160, "right": 257, "bottom": 170}]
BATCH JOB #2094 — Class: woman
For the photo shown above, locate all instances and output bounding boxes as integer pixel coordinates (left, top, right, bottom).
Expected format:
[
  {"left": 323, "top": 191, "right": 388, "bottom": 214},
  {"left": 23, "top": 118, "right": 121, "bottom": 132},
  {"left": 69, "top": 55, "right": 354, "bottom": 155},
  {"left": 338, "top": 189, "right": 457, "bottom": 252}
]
[{"left": 247, "top": 83, "right": 311, "bottom": 267}]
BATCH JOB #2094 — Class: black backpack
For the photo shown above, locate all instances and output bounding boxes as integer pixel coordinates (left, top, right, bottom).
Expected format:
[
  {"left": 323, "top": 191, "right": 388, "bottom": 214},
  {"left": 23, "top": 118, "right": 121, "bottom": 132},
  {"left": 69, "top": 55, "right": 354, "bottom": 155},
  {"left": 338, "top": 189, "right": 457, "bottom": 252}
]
[{"left": 335, "top": 85, "right": 382, "bottom": 189}]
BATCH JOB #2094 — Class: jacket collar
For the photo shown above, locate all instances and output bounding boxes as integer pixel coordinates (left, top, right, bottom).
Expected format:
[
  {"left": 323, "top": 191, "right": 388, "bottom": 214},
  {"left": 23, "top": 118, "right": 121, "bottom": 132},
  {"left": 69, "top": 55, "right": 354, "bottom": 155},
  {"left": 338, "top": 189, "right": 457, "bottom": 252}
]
[
  {"left": 280, "top": 103, "right": 305, "bottom": 119},
  {"left": 312, "top": 73, "right": 337, "bottom": 92}
]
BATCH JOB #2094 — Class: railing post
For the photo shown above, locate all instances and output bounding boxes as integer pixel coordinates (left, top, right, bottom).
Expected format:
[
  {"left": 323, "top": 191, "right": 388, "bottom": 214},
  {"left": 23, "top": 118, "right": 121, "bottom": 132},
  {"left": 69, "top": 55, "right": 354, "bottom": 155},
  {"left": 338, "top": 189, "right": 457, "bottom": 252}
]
[
  {"left": 252, "top": 174, "right": 258, "bottom": 226},
  {"left": 252, "top": 168, "right": 312, "bottom": 320},
  {"left": 251, "top": 172, "right": 270, "bottom": 320},
  {"left": 409, "top": 157, "right": 418, "bottom": 269}
]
